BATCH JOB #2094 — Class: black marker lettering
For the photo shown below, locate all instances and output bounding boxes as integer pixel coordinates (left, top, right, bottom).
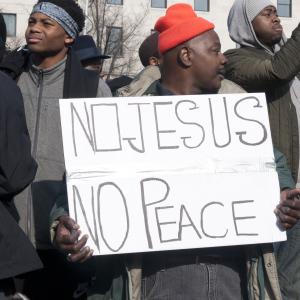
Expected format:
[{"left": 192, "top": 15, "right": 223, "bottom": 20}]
[
  {"left": 71, "top": 102, "right": 95, "bottom": 157},
  {"left": 175, "top": 100, "right": 205, "bottom": 149},
  {"left": 123, "top": 103, "right": 150, "bottom": 153},
  {"left": 232, "top": 200, "right": 258, "bottom": 236},
  {"left": 234, "top": 96, "right": 267, "bottom": 146},
  {"left": 140, "top": 178, "right": 170, "bottom": 249},
  {"left": 72, "top": 185, "right": 100, "bottom": 252},
  {"left": 97, "top": 182, "right": 129, "bottom": 252},
  {"left": 155, "top": 206, "right": 179, "bottom": 243},
  {"left": 91, "top": 104, "right": 122, "bottom": 152},
  {"left": 209, "top": 97, "right": 231, "bottom": 148},
  {"left": 154, "top": 101, "right": 179, "bottom": 150},
  {"left": 178, "top": 204, "right": 202, "bottom": 240},
  {"left": 201, "top": 202, "right": 228, "bottom": 238}
]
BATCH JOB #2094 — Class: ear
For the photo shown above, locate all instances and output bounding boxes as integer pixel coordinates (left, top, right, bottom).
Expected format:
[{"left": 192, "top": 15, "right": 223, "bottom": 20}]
[
  {"left": 65, "top": 35, "right": 75, "bottom": 47},
  {"left": 178, "top": 46, "right": 192, "bottom": 67},
  {"left": 148, "top": 56, "right": 160, "bottom": 66}
]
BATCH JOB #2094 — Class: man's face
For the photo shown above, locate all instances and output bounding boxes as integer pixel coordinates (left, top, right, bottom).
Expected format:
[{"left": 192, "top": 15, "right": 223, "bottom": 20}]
[
  {"left": 188, "top": 30, "right": 227, "bottom": 93},
  {"left": 25, "top": 12, "right": 73, "bottom": 56},
  {"left": 252, "top": 6, "right": 283, "bottom": 47}
]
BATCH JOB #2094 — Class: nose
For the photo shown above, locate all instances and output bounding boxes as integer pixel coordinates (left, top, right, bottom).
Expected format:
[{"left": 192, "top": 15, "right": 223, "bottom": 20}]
[
  {"left": 273, "top": 14, "right": 280, "bottom": 23},
  {"left": 28, "top": 21, "right": 42, "bottom": 33},
  {"left": 220, "top": 52, "right": 228, "bottom": 65},
  {"left": 30, "top": 24, "right": 41, "bottom": 33}
]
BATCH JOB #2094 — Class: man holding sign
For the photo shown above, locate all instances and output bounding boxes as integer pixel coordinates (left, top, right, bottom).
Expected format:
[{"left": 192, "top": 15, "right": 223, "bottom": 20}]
[{"left": 54, "top": 3, "right": 300, "bottom": 300}]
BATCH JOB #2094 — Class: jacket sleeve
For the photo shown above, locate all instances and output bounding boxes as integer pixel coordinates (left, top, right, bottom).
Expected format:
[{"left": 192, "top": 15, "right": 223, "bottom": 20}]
[
  {"left": 274, "top": 147, "right": 295, "bottom": 190},
  {"left": 0, "top": 72, "right": 37, "bottom": 198},
  {"left": 49, "top": 187, "right": 69, "bottom": 225},
  {"left": 225, "top": 24, "right": 300, "bottom": 91}
]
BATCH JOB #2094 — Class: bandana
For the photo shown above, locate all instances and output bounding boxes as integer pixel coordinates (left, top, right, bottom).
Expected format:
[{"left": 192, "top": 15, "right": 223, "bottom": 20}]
[{"left": 31, "top": 2, "right": 79, "bottom": 38}]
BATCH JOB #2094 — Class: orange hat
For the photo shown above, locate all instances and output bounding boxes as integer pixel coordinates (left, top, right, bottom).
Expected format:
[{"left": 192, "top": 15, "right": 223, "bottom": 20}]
[{"left": 154, "top": 3, "right": 215, "bottom": 54}]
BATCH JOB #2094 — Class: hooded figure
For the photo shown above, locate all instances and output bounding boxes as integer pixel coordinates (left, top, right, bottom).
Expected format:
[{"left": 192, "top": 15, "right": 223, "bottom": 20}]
[
  {"left": 225, "top": 0, "right": 300, "bottom": 183},
  {"left": 227, "top": 0, "right": 281, "bottom": 51},
  {"left": 225, "top": 1, "right": 300, "bottom": 299}
]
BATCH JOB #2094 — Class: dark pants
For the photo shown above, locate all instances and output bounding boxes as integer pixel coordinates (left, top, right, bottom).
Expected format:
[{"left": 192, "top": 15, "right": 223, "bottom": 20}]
[
  {"left": 276, "top": 220, "right": 300, "bottom": 300},
  {"left": 142, "top": 251, "right": 248, "bottom": 300},
  {"left": 22, "top": 249, "right": 92, "bottom": 300},
  {"left": 0, "top": 278, "right": 15, "bottom": 300}
]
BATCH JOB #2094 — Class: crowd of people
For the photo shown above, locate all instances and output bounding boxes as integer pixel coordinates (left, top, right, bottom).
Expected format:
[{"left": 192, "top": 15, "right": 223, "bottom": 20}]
[{"left": 0, "top": 0, "right": 300, "bottom": 299}]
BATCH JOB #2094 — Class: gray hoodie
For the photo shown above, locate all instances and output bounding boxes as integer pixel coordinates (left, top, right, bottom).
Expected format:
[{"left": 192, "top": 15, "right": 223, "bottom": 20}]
[
  {"left": 228, "top": 0, "right": 300, "bottom": 186},
  {"left": 15, "top": 57, "right": 111, "bottom": 249},
  {"left": 228, "top": 0, "right": 278, "bottom": 53}
]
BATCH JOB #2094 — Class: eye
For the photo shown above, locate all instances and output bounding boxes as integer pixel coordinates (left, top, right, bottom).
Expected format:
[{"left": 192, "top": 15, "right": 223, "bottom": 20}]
[
  {"left": 43, "top": 20, "right": 54, "bottom": 26},
  {"left": 262, "top": 9, "right": 273, "bottom": 17}
]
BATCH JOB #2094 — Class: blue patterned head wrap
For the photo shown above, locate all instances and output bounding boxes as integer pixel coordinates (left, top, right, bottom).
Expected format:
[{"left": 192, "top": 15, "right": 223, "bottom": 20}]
[{"left": 31, "top": 2, "right": 79, "bottom": 38}]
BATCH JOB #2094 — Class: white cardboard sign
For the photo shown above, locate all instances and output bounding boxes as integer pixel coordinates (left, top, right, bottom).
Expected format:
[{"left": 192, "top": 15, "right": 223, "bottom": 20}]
[{"left": 59, "top": 93, "right": 286, "bottom": 255}]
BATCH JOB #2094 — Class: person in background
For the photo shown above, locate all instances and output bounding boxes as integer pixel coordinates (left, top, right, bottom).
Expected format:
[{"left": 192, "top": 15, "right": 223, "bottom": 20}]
[
  {"left": 225, "top": 0, "right": 300, "bottom": 298},
  {"left": 116, "top": 31, "right": 161, "bottom": 97},
  {"left": 225, "top": 0, "right": 300, "bottom": 183},
  {"left": 73, "top": 34, "right": 110, "bottom": 75}
]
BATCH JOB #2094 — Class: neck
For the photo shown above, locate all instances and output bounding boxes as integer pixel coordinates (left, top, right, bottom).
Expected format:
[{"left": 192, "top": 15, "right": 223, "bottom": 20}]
[
  {"left": 31, "top": 49, "right": 68, "bottom": 69},
  {"left": 262, "top": 43, "right": 274, "bottom": 52},
  {"left": 258, "top": 39, "right": 275, "bottom": 53},
  {"left": 161, "top": 73, "right": 203, "bottom": 95}
]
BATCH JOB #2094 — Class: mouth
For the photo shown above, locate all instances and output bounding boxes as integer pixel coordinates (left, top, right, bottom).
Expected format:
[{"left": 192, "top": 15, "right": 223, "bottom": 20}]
[
  {"left": 218, "top": 69, "right": 225, "bottom": 80},
  {"left": 273, "top": 25, "right": 283, "bottom": 33},
  {"left": 27, "top": 36, "right": 42, "bottom": 44}
]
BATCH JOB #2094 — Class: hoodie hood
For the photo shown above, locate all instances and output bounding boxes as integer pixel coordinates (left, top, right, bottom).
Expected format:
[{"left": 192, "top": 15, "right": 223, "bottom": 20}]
[{"left": 227, "top": 0, "right": 277, "bottom": 53}]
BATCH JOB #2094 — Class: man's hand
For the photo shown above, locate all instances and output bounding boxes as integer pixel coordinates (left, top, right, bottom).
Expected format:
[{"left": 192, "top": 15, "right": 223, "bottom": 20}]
[
  {"left": 275, "top": 189, "right": 300, "bottom": 230},
  {"left": 54, "top": 215, "right": 93, "bottom": 263}
]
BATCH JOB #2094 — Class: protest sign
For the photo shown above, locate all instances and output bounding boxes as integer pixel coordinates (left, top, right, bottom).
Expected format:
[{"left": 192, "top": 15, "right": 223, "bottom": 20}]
[{"left": 59, "top": 93, "right": 286, "bottom": 255}]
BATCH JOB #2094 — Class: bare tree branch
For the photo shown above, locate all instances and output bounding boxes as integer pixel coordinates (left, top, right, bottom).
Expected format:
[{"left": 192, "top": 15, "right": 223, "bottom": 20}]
[{"left": 86, "top": 0, "right": 149, "bottom": 79}]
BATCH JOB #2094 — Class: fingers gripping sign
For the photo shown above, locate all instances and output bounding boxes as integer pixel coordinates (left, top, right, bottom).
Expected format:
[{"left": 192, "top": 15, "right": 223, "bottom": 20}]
[
  {"left": 54, "top": 215, "right": 94, "bottom": 263},
  {"left": 275, "top": 189, "right": 300, "bottom": 230}
]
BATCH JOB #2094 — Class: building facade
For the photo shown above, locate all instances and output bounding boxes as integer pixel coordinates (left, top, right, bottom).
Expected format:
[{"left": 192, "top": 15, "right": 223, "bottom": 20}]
[{"left": 0, "top": 0, "right": 298, "bottom": 75}]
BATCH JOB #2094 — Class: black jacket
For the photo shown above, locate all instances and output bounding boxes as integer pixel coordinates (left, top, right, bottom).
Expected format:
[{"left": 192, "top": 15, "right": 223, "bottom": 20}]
[{"left": 0, "top": 71, "right": 42, "bottom": 279}]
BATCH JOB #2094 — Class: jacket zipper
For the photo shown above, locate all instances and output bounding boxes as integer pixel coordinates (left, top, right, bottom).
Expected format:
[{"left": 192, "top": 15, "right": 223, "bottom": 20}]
[{"left": 26, "top": 70, "right": 44, "bottom": 239}]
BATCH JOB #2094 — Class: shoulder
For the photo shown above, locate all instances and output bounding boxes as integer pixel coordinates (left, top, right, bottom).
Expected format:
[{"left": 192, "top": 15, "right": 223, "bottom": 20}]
[
  {"left": 143, "top": 80, "right": 160, "bottom": 96},
  {"left": 0, "top": 70, "right": 18, "bottom": 86},
  {"left": 0, "top": 72, "right": 24, "bottom": 121},
  {"left": 97, "top": 78, "right": 112, "bottom": 97},
  {"left": 116, "top": 66, "right": 160, "bottom": 97},
  {"left": 0, "top": 71, "right": 22, "bottom": 101},
  {"left": 79, "top": 68, "right": 111, "bottom": 97},
  {"left": 0, "top": 49, "right": 29, "bottom": 79},
  {"left": 225, "top": 46, "right": 268, "bottom": 60},
  {"left": 219, "top": 79, "right": 246, "bottom": 94}
]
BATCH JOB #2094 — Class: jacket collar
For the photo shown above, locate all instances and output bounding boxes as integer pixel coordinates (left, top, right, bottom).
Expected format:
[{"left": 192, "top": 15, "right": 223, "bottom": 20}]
[{"left": 144, "top": 80, "right": 174, "bottom": 96}]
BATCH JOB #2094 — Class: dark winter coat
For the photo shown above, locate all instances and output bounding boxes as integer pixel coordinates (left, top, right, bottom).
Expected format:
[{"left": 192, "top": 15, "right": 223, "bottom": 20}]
[{"left": 0, "top": 71, "right": 42, "bottom": 279}]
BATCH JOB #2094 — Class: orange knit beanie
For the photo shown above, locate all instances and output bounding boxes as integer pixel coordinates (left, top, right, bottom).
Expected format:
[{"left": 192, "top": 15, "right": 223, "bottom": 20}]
[{"left": 154, "top": 3, "right": 215, "bottom": 54}]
